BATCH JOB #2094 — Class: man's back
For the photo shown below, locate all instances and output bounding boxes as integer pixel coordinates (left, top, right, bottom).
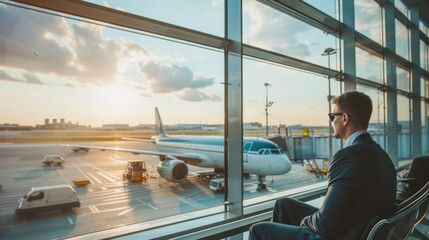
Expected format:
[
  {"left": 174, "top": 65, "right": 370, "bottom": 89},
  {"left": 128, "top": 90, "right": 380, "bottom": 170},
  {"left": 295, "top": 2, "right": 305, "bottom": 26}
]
[{"left": 302, "top": 133, "right": 397, "bottom": 239}]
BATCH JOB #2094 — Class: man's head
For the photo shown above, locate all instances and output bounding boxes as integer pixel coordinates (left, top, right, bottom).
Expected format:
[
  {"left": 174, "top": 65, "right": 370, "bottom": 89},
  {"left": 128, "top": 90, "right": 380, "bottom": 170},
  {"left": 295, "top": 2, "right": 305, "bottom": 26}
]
[{"left": 330, "top": 91, "right": 372, "bottom": 140}]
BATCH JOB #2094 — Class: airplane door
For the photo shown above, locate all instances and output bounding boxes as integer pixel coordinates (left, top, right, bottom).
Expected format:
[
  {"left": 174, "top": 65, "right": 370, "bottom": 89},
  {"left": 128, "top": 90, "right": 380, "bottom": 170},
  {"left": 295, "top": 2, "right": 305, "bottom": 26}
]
[{"left": 243, "top": 142, "right": 252, "bottom": 162}]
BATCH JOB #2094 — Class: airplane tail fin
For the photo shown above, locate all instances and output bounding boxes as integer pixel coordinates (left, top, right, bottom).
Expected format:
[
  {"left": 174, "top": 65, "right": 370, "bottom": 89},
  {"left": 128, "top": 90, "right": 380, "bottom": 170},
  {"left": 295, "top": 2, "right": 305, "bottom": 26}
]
[{"left": 155, "top": 107, "right": 167, "bottom": 136}]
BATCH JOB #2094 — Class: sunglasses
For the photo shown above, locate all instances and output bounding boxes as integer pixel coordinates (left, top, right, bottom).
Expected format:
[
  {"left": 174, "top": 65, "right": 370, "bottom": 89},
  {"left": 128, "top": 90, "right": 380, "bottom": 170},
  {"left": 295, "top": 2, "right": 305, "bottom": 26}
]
[{"left": 328, "top": 112, "right": 345, "bottom": 122}]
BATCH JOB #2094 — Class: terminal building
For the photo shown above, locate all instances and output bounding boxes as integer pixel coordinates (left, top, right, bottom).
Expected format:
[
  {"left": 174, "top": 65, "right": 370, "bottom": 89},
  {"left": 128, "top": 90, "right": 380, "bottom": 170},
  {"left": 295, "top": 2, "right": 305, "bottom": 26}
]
[
  {"left": 35, "top": 118, "right": 89, "bottom": 130},
  {"left": 1, "top": 0, "right": 428, "bottom": 239}
]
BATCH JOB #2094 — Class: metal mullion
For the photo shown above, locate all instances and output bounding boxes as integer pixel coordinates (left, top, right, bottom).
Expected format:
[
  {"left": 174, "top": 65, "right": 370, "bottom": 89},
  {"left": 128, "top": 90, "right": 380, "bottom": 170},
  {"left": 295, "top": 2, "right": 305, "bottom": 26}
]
[
  {"left": 12, "top": 0, "right": 227, "bottom": 50},
  {"left": 257, "top": 0, "right": 340, "bottom": 37},
  {"left": 243, "top": 45, "right": 340, "bottom": 79}
]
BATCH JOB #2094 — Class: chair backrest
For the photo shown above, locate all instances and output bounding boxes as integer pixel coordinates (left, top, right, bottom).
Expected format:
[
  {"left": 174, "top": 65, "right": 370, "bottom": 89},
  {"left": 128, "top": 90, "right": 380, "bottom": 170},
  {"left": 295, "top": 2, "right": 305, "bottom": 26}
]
[
  {"left": 403, "top": 156, "right": 429, "bottom": 194},
  {"left": 364, "top": 181, "right": 429, "bottom": 240}
]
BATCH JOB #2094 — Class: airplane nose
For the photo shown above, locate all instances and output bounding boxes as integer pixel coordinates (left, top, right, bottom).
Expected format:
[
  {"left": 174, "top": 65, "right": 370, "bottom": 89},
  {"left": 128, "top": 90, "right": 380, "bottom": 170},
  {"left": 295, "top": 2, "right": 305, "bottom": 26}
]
[{"left": 282, "top": 155, "right": 292, "bottom": 174}]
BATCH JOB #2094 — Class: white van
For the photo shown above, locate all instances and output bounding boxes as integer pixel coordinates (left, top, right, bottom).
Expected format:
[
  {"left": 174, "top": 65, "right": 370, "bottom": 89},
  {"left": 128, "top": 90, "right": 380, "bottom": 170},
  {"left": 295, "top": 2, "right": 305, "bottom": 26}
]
[
  {"left": 15, "top": 185, "right": 80, "bottom": 217},
  {"left": 209, "top": 178, "right": 225, "bottom": 193},
  {"left": 42, "top": 155, "right": 65, "bottom": 165}
]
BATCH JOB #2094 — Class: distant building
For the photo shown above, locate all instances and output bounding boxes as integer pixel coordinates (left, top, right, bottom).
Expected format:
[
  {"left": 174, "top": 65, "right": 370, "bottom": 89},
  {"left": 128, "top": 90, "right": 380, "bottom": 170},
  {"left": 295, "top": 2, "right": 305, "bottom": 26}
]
[
  {"left": 36, "top": 118, "right": 89, "bottom": 130},
  {"left": 0, "top": 123, "right": 33, "bottom": 131}
]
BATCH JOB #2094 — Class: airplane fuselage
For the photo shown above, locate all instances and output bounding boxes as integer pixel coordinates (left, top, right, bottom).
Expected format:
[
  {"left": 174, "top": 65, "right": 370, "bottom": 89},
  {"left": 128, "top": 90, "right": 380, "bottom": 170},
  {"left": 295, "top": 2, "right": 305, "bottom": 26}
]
[{"left": 154, "top": 135, "right": 292, "bottom": 176}]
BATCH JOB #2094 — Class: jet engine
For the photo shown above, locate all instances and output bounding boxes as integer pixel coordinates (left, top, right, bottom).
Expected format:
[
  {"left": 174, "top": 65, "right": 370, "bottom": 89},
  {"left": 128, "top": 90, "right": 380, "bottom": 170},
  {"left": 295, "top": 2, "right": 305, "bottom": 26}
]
[{"left": 157, "top": 159, "right": 188, "bottom": 182}]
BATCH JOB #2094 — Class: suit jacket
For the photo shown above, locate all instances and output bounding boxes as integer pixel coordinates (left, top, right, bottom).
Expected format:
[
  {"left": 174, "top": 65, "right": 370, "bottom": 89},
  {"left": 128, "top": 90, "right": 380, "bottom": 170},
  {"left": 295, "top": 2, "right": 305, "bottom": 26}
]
[{"left": 301, "top": 133, "right": 397, "bottom": 239}]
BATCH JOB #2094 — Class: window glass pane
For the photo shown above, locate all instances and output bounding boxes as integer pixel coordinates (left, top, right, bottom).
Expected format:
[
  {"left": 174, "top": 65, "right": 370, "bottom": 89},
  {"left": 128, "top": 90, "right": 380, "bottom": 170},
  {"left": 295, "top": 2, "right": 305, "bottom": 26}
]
[
  {"left": 82, "top": 0, "right": 224, "bottom": 36},
  {"left": 423, "top": 100, "right": 429, "bottom": 154},
  {"left": 356, "top": 47, "right": 384, "bottom": 83},
  {"left": 397, "top": 95, "right": 411, "bottom": 160},
  {"left": 303, "top": 0, "right": 337, "bottom": 19},
  {"left": 243, "top": 1, "right": 338, "bottom": 70},
  {"left": 419, "top": 21, "right": 427, "bottom": 36},
  {"left": 395, "top": 20, "right": 409, "bottom": 60},
  {"left": 0, "top": 4, "right": 224, "bottom": 238},
  {"left": 396, "top": 66, "right": 410, "bottom": 92},
  {"left": 421, "top": 40, "right": 429, "bottom": 71},
  {"left": 356, "top": 85, "right": 385, "bottom": 148},
  {"left": 243, "top": 58, "right": 341, "bottom": 183},
  {"left": 355, "top": 0, "right": 383, "bottom": 45},
  {"left": 422, "top": 77, "right": 428, "bottom": 98},
  {"left": 394, "top": 0, "right": 409, "bottom": 19}
]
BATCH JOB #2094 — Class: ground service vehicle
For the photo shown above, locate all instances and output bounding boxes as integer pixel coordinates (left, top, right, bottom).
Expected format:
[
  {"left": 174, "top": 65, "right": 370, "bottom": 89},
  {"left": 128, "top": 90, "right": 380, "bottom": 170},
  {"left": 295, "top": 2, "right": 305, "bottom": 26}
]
[
  {"left": 73, "top": 178, "right": 91, "bottom": 187},
  {"left": 15, "top": 185, "right": 80, "bottom": 217},
  {"left": 209, "top": 178, "right": 225, "bottom": 193},
  {"left": 123, "top": 160, "right": 148, "bottom": 182},
  {"left": 42, "top": 155, "right": 65, "bottom": 165}
]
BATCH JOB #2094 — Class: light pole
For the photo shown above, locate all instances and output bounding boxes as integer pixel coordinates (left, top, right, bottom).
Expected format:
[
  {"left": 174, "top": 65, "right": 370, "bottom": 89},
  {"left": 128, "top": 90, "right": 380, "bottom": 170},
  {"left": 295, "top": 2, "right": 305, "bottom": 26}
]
[
  {"left": 322, "top": 47, "right": 336, "bottom": 161},
  {"left": 264, "top": 83, "right": 273, "bottom": 136}
]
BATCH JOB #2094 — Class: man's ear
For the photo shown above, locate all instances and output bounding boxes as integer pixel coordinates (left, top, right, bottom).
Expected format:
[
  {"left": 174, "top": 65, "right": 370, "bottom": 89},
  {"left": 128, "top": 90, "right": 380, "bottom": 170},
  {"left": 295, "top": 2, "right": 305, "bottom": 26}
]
[{"left": 342, "top": 113, "right": 350, "bottom": 126}]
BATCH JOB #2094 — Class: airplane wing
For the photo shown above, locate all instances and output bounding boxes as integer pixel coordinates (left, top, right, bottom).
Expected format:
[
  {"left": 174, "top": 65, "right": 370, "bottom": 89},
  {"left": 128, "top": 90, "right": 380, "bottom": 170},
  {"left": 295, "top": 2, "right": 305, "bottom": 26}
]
[
  {"left": 62, "top": 144, "right": 202, "bottom": 164},
  {"left": 122, "top": 137, "right": 156, "bottom": 143}
]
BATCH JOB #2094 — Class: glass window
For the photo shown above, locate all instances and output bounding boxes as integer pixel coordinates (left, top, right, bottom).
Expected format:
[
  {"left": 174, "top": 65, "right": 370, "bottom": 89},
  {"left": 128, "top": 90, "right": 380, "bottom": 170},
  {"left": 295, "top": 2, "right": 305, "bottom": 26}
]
[
  {"left": 395, "top": 20, "right": 409, "bottom": 60},
  {"left": 243, "top": 58, "right": 342, "bottom": 164},
  {"left": 397, "top": 94, "right": 411, "bottom": 160},
  {"left": 396, "top": 66, "right": 410, "bottom": 92},
  {"left": 423, "top": 99, "right": 429, "bottom": 154},
  {"left": 394, "top": 0, "right": 409, "bottom": 19},
  {"left": 355, "top": 0, "right": 383, "bottom": 45},
  {"left": 0, "top": 3, "right": 224, "bottom": 238},
  {"left": 82, "top": 0, "right": 224, "bottom": 36},
  {"left": 356, "top": 85, "right": 386, "bottom": 148},
  {"left": 303, "top": 0, "right": 337, "bottom": 19},
  {"left": 356, "top": 47, "right": 384, "bottom": 83},
  {"left": 243, "top": 1, "right": 338, "bottom": 70},
  {"left": 419, "top": 21, "right": 425, "bottom": 34},
  {"left": 421, "top": 40, "right": 429, "bottom": 72}
]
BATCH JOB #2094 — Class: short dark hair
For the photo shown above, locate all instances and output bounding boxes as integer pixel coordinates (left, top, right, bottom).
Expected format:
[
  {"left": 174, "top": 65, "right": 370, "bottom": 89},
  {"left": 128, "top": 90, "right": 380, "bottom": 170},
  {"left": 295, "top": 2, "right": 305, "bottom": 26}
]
[{"left": 331, "top": 91, "right": 372, "bottom": 128}]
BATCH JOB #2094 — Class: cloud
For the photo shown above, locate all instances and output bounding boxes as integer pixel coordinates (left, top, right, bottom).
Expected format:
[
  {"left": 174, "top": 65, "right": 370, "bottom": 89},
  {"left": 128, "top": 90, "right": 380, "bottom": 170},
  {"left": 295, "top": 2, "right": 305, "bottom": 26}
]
[
  {"left": 0, "top": 69, "right": 43, "bottom": 85},
  {"left": 177, "top": 89, "right": 221, "bottom": 102},
  {"left": 243, "top": 1, "right": 312, "bottom": 57},
  {"left": 139, "top": 61, "right": 220, "bottom": 101},
  {"left": 1, "top": 4, "right": 219, "bottom": 102},
  {"left": 0, "top": 5, "right": 148, "bottom": 85},
  {"left": 140, "top": 61, "right": 214, "bottom": 92}
]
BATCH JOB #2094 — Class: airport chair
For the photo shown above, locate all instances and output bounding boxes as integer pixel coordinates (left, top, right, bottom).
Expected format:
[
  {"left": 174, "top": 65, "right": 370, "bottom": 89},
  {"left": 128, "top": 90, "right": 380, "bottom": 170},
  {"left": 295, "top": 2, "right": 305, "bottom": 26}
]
[{"left": 361, "top": 181, "right": 429, "bottom": 240}]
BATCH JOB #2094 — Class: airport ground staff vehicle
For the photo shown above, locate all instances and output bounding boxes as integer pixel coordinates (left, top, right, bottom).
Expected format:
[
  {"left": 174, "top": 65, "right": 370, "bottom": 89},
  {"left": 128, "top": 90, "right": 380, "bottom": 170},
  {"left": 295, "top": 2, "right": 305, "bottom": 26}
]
[
  {"left": 73, "top": 178, "right": 90, "bottom": 187},
  {"left": 123, "top": 160, "right": 148, "bottom": 182},
  {"left": 209, "top": 178, "right": 225, "bottom": 193},
  {"left": 15, "top": 185, "right": 80, "bottom": 217},
  {"left": 42, "top": 155, "right": 65, "bottom": 165}
]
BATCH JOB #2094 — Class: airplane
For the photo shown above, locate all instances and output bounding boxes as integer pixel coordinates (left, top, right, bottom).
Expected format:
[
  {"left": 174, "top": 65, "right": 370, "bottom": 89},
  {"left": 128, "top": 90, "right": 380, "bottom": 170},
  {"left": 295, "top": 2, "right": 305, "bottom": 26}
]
[{"left": 66, "top": 107, "right": 292, "bottom": 191}]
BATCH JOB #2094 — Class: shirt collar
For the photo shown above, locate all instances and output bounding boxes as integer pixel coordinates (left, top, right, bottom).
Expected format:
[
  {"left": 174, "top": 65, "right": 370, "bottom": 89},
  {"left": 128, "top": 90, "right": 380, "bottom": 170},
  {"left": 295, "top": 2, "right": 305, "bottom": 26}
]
[{"left": 344, "top": 130, "right": 368, "bottom": 147}]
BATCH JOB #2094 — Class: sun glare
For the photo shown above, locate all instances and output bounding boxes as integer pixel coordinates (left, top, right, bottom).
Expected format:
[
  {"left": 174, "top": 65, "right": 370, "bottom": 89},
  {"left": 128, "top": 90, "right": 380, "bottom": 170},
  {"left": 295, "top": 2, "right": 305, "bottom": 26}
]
[{"left": 96, "top": 84, "right": 138, "bottom": 110}]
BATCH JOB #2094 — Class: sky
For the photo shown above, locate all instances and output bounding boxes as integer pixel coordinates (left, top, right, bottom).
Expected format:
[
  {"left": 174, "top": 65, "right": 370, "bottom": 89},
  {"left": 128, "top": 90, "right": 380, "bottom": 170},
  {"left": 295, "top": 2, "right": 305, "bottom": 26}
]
[{"left": 0, "top": 0, "right": 393, "bottom": 127}]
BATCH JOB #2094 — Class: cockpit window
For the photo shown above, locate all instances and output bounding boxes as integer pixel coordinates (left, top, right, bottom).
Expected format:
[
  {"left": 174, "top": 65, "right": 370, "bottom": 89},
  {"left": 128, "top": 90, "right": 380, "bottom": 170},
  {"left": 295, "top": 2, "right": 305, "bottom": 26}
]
[
  {"left": 258, "top": 149, "right": 272, "bottom": 155},
  {"left": 271, "top": 149, "right": 280, "bottom": 154}
]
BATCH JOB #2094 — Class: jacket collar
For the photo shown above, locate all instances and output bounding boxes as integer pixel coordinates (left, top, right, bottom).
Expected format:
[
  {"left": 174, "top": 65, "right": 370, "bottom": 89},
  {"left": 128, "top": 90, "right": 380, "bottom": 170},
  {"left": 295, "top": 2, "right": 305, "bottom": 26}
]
[{"left": 344, "top": 130, "right": 368, "bottom": 147}]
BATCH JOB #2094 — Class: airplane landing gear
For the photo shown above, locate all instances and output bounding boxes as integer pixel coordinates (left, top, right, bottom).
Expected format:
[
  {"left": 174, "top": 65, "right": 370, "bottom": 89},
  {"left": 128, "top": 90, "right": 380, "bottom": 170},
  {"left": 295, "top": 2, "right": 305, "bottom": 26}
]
[{"left": 257, "top": 175, "right": 267, "bottom": 191}]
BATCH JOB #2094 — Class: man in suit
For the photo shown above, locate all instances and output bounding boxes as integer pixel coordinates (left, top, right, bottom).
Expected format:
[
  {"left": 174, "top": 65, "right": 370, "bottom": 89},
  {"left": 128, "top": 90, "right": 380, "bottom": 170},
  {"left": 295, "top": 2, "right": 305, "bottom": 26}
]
[{"left": 249, "top": 91, "right": 397, "bottom": 239}]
